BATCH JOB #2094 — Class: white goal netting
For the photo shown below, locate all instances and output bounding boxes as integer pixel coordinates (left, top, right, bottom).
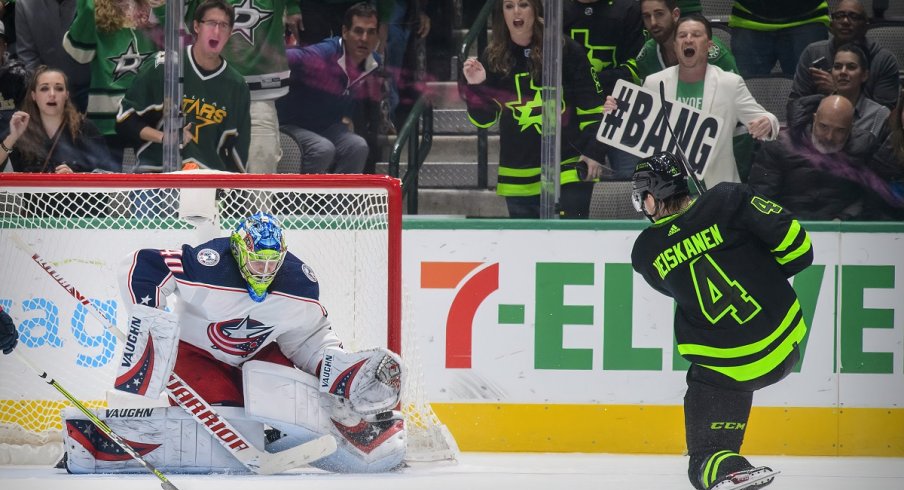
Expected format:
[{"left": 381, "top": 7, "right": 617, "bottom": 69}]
[{"left": 0, "top": 173, "right": 456, "bottom": 465}]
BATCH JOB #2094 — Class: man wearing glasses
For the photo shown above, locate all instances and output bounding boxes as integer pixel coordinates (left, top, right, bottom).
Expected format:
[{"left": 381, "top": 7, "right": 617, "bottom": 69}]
[
  {"left": 116, "top": 0, "right": 252, "bottom": 172},
  {"left": 790, "top": 0, "right": 901, "bottom": 109}
]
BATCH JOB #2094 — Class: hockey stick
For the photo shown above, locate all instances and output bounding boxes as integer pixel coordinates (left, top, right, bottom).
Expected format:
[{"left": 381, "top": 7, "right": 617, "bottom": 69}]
[
  {"left": 658, "top": 81, "right": 708, "bottom": 193},
  {"left": 12, "top": 349, "right": 179, "bottom": 490},
  {"left": 10, "top": 234, "right": 337, "bottom": 474}
]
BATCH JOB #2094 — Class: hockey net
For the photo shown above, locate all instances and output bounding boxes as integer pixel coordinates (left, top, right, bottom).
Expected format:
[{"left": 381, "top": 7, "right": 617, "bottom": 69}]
[{"left": 0, "top": 173, "right": 456, "bottom": 465}]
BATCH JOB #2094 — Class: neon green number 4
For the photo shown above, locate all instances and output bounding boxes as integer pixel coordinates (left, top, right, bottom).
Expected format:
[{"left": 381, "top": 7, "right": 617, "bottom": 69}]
[{"left": 690, "top": 254, "right": 762, "bottom": 325}]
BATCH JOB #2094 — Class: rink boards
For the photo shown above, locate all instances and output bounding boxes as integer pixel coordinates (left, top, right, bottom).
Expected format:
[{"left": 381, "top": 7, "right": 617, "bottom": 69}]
[{"left": 403, "top": 220, "right": 904, "bottom": 456}]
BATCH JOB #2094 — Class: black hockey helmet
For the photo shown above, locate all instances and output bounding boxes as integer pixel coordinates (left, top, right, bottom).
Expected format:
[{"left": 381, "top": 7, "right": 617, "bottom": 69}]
[{"left": 631, "top": 152, "right": 689, "bottom": 215}]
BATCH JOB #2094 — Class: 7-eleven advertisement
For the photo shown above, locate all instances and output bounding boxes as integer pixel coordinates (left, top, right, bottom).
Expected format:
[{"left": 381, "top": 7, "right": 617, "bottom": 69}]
[{"left": 402, "top": 222, "right": 904, "bottom": 456}]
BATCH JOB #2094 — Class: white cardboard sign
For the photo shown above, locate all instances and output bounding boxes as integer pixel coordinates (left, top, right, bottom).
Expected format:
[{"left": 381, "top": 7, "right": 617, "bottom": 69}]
[{"left": 597, "top": 79, "right": 723, "bottom": 174}]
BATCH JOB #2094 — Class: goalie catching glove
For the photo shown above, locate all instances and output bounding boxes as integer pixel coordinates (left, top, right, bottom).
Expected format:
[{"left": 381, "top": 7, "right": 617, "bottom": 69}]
[{"left": 319, "top": 347, "right": 403, "bottom": 414}]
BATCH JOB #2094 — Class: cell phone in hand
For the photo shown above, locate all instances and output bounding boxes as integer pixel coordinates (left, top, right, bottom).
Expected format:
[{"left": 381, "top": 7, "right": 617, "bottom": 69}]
[{"left": 810, "top": 56, "right": 831, "bottom": 72}]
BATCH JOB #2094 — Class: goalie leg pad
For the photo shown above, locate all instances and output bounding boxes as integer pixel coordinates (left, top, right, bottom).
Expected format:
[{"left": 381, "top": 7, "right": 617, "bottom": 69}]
[
  {"left": 319, "top": 346, "right": 403, "bottom": 415},
  {"left": 61, "top": 406, "right": 262, "bottom": 474},
  {"left": 115, "top": 304, "right": 179, "bottom": 399},
  {"left": 243, "top": 360, "right": 406, "bottom": 473}
]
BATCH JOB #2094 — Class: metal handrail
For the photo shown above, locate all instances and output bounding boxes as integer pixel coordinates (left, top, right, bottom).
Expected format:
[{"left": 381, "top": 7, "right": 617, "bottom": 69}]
[
  {"left": 388, "top": 96, "right": 433, "bottom": 214},
  {"left": 458, "top": 0, "right": 494, "bottom": 189}
]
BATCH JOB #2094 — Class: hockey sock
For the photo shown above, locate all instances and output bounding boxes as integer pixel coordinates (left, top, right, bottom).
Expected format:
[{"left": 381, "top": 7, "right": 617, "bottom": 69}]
[{"left": 684, "top": 380, "right": 754, "bottom": 490}]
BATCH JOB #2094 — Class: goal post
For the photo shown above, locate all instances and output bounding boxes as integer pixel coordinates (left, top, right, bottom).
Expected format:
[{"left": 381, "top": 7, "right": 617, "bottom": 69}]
[{"left": 0, "top": 172, "right": 455, "bottom": 464}]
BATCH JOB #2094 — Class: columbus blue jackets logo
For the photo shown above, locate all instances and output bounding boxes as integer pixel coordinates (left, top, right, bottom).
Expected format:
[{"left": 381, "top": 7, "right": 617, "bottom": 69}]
[{"left": 207, "top": 316, "right": 274, "bottom": 357}]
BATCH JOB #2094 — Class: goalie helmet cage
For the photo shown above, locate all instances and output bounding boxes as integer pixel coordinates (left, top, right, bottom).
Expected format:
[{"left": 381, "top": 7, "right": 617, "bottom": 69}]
[{"left": 0, "top": 173, "right": 456, "bottom": 465}]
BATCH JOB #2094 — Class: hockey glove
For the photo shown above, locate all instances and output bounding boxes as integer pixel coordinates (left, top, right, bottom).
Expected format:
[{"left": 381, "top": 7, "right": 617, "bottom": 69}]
[
  {"left": 0, "top": 308, "right": 18, "bottom": 355},
  {"left": 319, "top": 347, "right": 403, "bottom": 415}
]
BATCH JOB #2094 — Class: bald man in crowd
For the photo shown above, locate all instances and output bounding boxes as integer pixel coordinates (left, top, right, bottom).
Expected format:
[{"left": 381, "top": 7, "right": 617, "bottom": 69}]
[{"left": 749, "top": 95, "right": 883, "bottom": 220}]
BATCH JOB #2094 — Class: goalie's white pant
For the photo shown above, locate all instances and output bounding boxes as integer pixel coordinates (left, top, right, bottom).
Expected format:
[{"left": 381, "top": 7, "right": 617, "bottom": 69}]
[{"left": 61, "top": 406, "right": 256, "bottom": 474}]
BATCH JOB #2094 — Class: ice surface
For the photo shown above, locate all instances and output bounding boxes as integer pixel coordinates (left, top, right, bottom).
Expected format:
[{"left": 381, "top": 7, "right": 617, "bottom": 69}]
[{"left": 2, "top": 453, "right": 902, "bottom": 490}]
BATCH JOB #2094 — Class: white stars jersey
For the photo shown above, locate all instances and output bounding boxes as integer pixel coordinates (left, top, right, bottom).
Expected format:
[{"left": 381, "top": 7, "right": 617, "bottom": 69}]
[{"left": 119, "top": 237, "right": 340, "bottom": 375}]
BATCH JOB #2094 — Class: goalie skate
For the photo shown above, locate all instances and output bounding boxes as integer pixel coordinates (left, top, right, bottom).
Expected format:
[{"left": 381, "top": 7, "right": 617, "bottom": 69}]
[{"left": 708, "top": 466, "right": 779, "bottom": 490}]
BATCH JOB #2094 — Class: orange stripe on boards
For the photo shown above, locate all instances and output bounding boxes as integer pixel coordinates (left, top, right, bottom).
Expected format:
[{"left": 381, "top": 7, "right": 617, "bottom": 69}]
[{"left": 420, "top": 262, "right": 484, "bottom": 289}]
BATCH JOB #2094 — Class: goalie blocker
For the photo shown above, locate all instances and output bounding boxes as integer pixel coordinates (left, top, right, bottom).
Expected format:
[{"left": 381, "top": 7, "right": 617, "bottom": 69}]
[{"left": 63, "top": 349, "right": 406, "bottom": 474}]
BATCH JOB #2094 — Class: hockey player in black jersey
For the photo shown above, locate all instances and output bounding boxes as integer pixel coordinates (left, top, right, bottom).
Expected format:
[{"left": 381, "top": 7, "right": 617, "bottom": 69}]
[{"left": 630, "top": 152, "right": 814, "bottom": 490}]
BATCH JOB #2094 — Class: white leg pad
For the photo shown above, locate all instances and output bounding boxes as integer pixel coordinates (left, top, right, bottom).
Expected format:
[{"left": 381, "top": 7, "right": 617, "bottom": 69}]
[
  {"left": 61, "top": 406, "right": 262, "bottom": 474},
  {"left": 243, "top": 360, "right": 406, "bottom": 473}
]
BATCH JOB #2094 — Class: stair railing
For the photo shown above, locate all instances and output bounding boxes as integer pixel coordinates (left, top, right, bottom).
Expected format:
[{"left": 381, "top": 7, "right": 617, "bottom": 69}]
[
  {"left": 388, "top": 95, "right": 434, "bottom": 214},
  {"left": 458, "top": 0, "right": 494, "bottom": 189}
]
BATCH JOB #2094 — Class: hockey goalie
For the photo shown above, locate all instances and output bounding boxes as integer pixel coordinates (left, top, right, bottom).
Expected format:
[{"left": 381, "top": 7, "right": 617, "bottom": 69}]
[{"left": 61, "top": 212, "right": 406, "bottom": 474}]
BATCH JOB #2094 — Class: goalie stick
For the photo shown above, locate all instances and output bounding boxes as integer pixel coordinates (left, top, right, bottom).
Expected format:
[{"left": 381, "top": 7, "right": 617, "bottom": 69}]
[
  {"left": 10, "top": 233, "right": 337, "bottom": 474},
  {"left": 658, "top": 81, "right": 708, "bottom": 193},
  {"left": 12, "top": 349, "right": 180, "bottom": 490}
]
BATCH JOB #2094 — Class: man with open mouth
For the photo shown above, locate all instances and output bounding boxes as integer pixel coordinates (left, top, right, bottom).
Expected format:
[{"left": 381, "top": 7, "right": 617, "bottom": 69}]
[{"left": 640, "top": 14, "right": 779, "bottom": 189}]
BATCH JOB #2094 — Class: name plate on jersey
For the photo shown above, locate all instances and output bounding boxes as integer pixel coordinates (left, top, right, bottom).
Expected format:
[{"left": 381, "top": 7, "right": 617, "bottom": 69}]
[{"left": 596, "top": 80, "right": 724, "bottom": 174}]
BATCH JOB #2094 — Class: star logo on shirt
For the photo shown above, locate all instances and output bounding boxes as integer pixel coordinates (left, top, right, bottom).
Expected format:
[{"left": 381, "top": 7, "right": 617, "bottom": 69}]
[
  {"left": 505, "top": 73, "right": 544, "bottom": 134},
  {"left": 140, "top": 295, "right": 152, "bottom": 305},
  {"left": 231, "top": 0, "right": 274, "bottom": 46},
  {"left": 108, "top": 39, "right": 152, "bottom": 82}
]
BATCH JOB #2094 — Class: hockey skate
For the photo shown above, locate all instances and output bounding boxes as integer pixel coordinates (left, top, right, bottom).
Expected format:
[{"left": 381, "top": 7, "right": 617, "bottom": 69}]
[{"left": 708, "top": 466, "right": 779, "bottom": 490}]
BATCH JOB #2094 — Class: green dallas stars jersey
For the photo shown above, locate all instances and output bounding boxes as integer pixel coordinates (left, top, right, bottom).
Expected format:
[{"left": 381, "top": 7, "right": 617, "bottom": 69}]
[
  {"left": 631, "top": 183, "right": 813, "bottom": 383},
  {"left": 63, "top": 0, "right": 162, "bottom": 136},
  {"left": 186, "top": 0, "right": 296, "bottom": 100},
  {"left": 116, "top": 47, "right": 251, "bottom": 172}
]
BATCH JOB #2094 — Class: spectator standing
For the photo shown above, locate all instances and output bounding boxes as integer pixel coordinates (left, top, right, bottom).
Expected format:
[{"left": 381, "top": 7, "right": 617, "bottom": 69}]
[
  {"left": 788, "top": 43, "right": 890, "bottom": 141},
  {"left": 185, "top": 0, "right": 301, "bottom": 174},
  {"left": 116, "top": 0, "right": 250, "bottom": 172},
  {"left": 749, "top": 95, "right": 881, "bottom": 220},
  {"left": 628, "top": 15, "right": 778, "bottom": 188},
  {"left": 15, "top": 0, "right": 91, "bottom": 111},
  {"left": 63, "top": 0, "right": 162, "bottom": 169},
  {"left": 563, "top": 0, "right": 644, "bottom": 179},
  {"left": 790, "top": 0, "right": 900, "bottom": 109},
  {"left": 276, "top": 2, "right": 381, "bottom": 174},
  {"left": 728, "top": 0, "right": 830, "bottom": 77},
  {"left": 460, "top": 0, "right": 608, "bottom": 219},
  {"left": 0, "top": 66, "right": 112, "bottom": 173}
]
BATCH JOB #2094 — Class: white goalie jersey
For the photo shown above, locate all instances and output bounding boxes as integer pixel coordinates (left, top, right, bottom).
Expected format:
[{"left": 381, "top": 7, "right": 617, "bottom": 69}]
[{"left": 119, "top": 236, "right": 341, "bottom": 375}]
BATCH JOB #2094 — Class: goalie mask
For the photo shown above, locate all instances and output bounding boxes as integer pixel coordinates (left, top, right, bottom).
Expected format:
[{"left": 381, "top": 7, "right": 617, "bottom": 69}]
[
  {"left": 231, "top": 212, "right": 287, "bottom": 302},
  {"left": 632, "top": 152, "right": 689, "bottom": 222}
]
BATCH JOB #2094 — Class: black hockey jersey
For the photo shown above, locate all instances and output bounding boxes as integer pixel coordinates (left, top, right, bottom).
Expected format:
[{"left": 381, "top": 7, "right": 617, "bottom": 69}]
[
  {"left": 631, "top": 183, "right": 813, "bottom": 382},
  {"left": 563, "top": 0, "right": 643, "bottom": 95},
  {"left": 460, "top": 39, "right": 608, "bottom": 197}
]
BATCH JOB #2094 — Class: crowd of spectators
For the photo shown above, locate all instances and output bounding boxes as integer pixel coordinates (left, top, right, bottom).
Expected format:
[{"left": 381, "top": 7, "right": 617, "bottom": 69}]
[{"left": 0, "top": 0, "right": 900, "bottom": 221}]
